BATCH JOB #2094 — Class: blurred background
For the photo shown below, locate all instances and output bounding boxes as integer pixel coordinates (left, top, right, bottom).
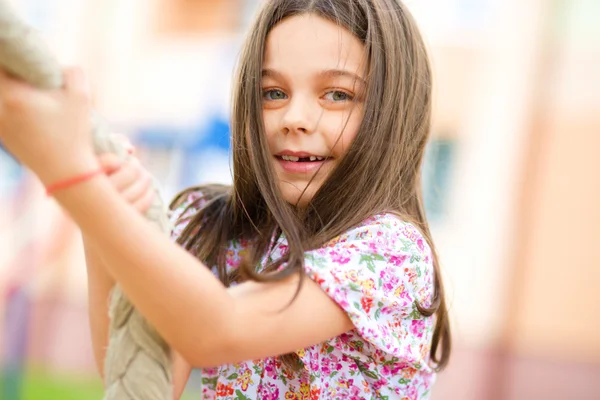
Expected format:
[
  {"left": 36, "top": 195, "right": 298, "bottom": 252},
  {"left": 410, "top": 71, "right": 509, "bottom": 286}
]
[{"left": 1, "top": 0, "right": 599, "bottom": 399}]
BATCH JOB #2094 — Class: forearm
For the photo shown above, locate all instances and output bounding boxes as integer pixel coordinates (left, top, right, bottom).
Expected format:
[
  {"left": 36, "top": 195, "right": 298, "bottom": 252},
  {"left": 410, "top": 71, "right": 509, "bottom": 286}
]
[
  {"left": 83, "top": 235, "right": 114, "bottom": 379},
  {"left": 55, "top": 176, "right": 235, "bottom": 364},
  {"left": 84, "top": 235, "right": 193, "bottom": 395}
]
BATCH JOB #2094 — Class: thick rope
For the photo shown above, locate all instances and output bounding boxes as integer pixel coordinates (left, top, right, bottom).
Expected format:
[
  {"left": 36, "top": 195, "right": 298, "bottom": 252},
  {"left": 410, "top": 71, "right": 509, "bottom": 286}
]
[{"left": 0, "top": 3, "right": 173, "bottom": 399}]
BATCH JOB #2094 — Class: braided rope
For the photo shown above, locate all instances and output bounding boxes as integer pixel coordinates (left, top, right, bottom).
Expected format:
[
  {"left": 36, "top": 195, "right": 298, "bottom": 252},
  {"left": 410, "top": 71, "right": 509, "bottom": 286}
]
[{"left": 0, "top": 3, "right": 173, "bottom": 399}]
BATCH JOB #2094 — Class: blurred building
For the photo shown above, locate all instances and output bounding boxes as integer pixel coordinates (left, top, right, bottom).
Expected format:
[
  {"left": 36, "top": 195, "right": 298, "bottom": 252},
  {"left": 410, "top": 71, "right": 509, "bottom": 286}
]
[{"left": 1, "top": 0, "right": 599, "bottom": 399}]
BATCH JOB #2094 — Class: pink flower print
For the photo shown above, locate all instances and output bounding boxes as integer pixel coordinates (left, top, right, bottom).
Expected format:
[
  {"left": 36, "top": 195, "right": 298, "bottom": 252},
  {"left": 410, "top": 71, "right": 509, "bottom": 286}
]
[
  {"left": 416, "top": 238, "right": 425, "bottom": 252},
  {"left": 381, "top": 362, "right": 403, "bottom": 377},
  {"left": 369, "top": 241, "right": 379, "bottom": 252},
  {"left": 380, "top": 302, "right": 398, "bottom": 315},
  {"left": 372, "top": 377, "right": 388, "bottom": 391},
  {"left": 330, "top": 250, "right": 351, "bottom": 264},
  {"left": 340, "top": 355, "right": 359, "bottom": 372},
  {"left": 334, "top": 294, "right": 351, "bottom": 309},
  {"left": 380, "top": 267, "right": 400, "bottom": 293},
  {"left": 410, "top": 319, "right": 426, "bottom": 339},
  {"left": 342, "top": 378, "right": 355, "bottom": 388},
  {"left": 308, "top": 352, "right": 320, "bottom": 371},
  {"left": 389, "top": 254, "right": 408, "bottom": 267},
  {"left": 348, "top": 384, "right": 363, "bottom": 400},
  {"left": 257, "top": 382, "right": 280, "bottom": 400},
  {"left": 407, "top": 385, "right": 419, "bottom": 400},
  {"left": 264, "top": 359, "right": 279, "bottom": 379},
  {"left": 321, "top": 354, "right": 342, "bottom": 376}
]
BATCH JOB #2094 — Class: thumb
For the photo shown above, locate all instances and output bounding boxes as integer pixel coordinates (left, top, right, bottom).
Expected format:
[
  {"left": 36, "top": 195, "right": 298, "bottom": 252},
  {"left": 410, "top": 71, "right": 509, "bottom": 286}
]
[{"left": 97, "top": 153, "right": 121, "bottom": 174}]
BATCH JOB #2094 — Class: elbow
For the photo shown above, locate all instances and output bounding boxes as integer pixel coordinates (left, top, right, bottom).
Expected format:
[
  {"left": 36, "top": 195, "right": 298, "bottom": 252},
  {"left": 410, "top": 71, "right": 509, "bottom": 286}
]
[{"left": 172, "top": 309, "right": 240, "bottom": 369}]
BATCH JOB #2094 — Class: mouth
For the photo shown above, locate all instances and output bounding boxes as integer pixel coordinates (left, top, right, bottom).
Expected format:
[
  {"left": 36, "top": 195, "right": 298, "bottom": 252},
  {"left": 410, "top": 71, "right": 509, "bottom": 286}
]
[
  {"left": 274, "top": 152, "right": 333, "bottom": 174},
  {"left": 276, "top": 155, "right": 330, "bottom": 162}
]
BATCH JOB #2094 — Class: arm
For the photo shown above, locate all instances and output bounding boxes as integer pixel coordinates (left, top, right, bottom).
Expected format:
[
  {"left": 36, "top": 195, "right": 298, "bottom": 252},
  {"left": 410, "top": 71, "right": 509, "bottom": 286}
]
[
  {"left": 84, "top": 236, "right": 192, "bottom": 399},
  {"left": 172, "top": 351, "right": 192, "bottom": 400},
  {"left": 57, "top": 177, "right": 353, "bottom": 368},
  {"left": 83, "top": 152, "right": 192, "bottom": 395},
  {"left": 83, "top": 235, "right": 113, "bottom": 378}
]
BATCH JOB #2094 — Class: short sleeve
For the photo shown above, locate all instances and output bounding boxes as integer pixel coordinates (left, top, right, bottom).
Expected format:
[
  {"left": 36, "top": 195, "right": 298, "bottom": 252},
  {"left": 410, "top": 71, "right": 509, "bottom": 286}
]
[{"left": 303, "top": 214, "right": 436, "bottom": 365}]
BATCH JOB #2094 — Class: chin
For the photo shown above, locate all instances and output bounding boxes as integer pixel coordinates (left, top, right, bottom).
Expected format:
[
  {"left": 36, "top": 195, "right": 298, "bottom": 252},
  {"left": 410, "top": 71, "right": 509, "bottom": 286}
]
[{"left": 280, "top": 185, "right": 315, "bottom": 208}]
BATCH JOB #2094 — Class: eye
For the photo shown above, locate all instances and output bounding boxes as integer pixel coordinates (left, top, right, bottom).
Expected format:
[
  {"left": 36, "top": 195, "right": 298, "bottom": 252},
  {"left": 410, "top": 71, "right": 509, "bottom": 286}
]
[
  {"left": 263, "top": 89, "right": 288, "bottom": 101},
  {"left": 323, "top": 90, "right": 353, "bottom": 102}
]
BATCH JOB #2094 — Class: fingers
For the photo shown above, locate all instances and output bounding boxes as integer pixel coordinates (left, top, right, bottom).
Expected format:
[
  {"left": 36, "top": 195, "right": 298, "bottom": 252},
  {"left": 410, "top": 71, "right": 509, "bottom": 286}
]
[
  {"left": 98, "top": 153, "right": 121, "bottom": 173},
  {"left": 120, "top": 167, "right": 155, "bottom": 214},
  {"left": 121, "top": 170, "right": 152, "bottom": 203},
  {"left": 107, "top": 159, "right": 142, "bottom": 192},
  {"left": 98, "top": 154, "right": 155, "bottom": 213},
  {"left": 131, "top": 180, "right": 156, "bottom": 214}
]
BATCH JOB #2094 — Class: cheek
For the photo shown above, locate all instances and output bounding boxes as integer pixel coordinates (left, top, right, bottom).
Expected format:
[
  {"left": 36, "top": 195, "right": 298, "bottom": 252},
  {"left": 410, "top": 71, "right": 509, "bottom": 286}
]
[
  {"left": 262, "top": 110, "right": 278, "bottom": 148},
  {"left": 326, "top": 111, "right": 363, "bottom": 156}
]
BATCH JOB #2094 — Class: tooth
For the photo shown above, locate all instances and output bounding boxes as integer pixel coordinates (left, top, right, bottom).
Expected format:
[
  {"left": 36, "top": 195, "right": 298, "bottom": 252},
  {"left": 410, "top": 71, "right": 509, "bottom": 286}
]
[
  {"left": 316, "top": 157, "right": 324, "bottom": 161},
  {"left": 310, "top": 156, "right": 316, "bottom": 161}
]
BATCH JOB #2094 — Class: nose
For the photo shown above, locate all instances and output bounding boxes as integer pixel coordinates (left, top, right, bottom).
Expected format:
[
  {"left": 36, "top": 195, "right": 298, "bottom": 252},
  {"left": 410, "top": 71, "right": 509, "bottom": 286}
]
[{"left": 280, "top": 96, "right": 317, "bottom": 135}]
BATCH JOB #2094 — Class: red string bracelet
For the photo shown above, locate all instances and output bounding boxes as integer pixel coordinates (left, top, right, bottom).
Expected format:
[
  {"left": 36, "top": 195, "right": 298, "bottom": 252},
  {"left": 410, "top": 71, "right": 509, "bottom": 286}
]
[{"left": 45, "top": 167, "right": 107, "bottom": 196}]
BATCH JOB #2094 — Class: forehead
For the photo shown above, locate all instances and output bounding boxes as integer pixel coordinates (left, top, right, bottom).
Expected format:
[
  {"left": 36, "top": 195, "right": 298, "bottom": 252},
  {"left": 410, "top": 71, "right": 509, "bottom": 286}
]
[{"left": 263, "top": 14, "right": 366, "bottom": 77}]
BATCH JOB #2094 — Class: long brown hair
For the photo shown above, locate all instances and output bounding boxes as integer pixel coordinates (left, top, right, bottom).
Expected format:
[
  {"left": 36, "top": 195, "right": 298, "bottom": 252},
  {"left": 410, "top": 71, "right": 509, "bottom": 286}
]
[{"left": 172, "top": 0, "right": 451, "bottom": 371}]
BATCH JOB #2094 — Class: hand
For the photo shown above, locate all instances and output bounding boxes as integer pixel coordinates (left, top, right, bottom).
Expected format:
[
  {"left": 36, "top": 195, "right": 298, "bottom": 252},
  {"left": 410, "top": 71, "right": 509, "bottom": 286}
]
[
  {"left": 98, "top": 148, "right": 156, "bottom": 214},
  {"left": 0, "top": 67, "right": 97, "bottom": 186}
]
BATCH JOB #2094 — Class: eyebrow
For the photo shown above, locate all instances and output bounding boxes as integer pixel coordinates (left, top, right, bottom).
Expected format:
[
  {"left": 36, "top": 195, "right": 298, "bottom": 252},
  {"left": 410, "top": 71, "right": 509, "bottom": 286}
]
[{"left": 262, "top": 68, "right": 367, "bottom": 86}]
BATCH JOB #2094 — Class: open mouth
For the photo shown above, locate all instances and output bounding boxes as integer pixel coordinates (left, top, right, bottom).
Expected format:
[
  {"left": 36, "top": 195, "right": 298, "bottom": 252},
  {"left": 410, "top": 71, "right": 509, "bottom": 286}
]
[
  {"left": 274, "top": 153, "right": 333, "bottom": 173},
  {"left": 276, "top": 155, "right": 330, "bottom": 162}
]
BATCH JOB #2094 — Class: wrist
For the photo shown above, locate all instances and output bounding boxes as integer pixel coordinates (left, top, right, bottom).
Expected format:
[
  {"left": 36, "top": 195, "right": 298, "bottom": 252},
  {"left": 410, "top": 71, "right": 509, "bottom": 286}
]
[
  {"left": 46, "top": 167, "right": 107, "bottom": 196},
  {"left": 40, "top": 154, "right": 100, "bottom": 189}
]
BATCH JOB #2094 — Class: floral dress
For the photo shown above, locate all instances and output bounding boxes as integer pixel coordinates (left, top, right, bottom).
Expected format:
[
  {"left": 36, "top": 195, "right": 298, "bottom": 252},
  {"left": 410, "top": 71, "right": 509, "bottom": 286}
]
[{"left": 170, "top": 191, "right": 437, "bottom": 400}]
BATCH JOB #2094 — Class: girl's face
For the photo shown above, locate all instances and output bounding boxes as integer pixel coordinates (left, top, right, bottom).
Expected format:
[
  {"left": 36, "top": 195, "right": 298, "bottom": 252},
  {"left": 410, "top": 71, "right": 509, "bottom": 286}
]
[{"left": 262, "top": 14, "right": 367, "bottom": 208}]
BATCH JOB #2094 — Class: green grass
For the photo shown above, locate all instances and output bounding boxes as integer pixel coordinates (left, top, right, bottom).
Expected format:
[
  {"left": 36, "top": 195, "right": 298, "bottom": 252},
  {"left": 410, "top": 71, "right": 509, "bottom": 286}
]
[{"left": 2, "top": 368, "right": 197, "bottom": 400}]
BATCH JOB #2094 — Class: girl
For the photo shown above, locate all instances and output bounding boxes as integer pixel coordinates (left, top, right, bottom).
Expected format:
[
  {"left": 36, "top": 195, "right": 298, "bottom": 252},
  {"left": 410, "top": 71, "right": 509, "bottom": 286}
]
[{"left": 0, "top": 0, "right": 451, "bottom": 398}]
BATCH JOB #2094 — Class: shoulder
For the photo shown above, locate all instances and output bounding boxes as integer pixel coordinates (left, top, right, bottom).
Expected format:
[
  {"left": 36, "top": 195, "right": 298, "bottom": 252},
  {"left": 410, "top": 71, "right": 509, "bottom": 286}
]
[
  {"left": 304, "top": 213, "right": 435, "bottom": 307},
  {"left": 306, "top": 213, "right": 434, "bottom": 276},
  {"left": 318, "top": 213, "right": 432, "bottom": 262},
  {"left": 303, "top": 214, "right": 437, "bottom": 363}
]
